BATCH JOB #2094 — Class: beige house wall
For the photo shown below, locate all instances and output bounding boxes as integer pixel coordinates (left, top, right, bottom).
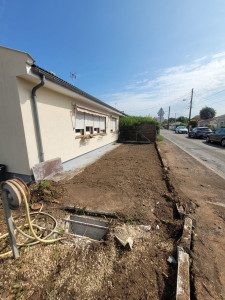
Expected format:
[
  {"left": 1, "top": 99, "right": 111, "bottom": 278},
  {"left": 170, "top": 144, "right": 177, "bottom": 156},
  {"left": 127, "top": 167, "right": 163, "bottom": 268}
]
[
  {"left": 17, "top": 78, "right": 119, "bottom": 173},
  {"left": 0, "top": 46, "right": 121, "bottom": 177},
  {"left": 0, "top": 47, "right": 33, "bottom": 174},
  {"left": 198, "top": 115, "right": 225, "bottom": 129}
]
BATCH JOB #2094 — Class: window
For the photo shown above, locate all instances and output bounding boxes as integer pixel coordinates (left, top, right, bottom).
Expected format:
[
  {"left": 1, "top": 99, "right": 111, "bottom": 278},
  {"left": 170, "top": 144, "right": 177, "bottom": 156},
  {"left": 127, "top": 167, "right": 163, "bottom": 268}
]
[
  {"left": 85, "top": 114, "right": 93, "bottom": 134},
  {"left": 75, "top": 108, "right": 106, "bottom": 138},
  {"left": 94, "top": 116, "right": 100, "bottom": 133},
  {"left": 100, "top": 117, "right": 106, "bottom": 133},
  {"left": 111, "top": 118, "right": 116, "bottom": 132},
  {"left": 75, "top": 112, "right": 85, "bottom": 136},
  {"left": 216, "top": 129, "right": 222, "bottom": 134}
]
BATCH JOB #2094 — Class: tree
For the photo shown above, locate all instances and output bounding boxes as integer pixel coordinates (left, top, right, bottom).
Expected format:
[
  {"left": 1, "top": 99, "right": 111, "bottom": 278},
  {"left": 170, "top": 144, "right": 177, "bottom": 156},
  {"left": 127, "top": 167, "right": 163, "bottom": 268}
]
[
  {"left": 193, "top": 115, "right": 200, "bottom": 120},
  {"left": 176, "top": 116, "right": 188, "bottom": 124},
  {"left": 169, "top": 117, "right": 175, "bottom": 122},
  {"left": 199, "top": 107, "right": 216, "bottom": 120}
]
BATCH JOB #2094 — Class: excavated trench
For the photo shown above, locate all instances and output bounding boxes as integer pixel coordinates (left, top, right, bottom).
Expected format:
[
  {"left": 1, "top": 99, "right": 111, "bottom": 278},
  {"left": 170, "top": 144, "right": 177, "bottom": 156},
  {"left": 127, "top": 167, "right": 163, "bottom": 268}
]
[{"left": 0, "top": 143, "right": 184, "bottom": 300}]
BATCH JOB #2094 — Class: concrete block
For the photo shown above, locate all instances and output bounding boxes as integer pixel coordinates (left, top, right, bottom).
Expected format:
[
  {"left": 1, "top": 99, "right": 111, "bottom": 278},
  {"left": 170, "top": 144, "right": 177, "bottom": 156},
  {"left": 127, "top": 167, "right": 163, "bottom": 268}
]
[{"left": 176, "top": 246, "right": 190, "bottom": 300}]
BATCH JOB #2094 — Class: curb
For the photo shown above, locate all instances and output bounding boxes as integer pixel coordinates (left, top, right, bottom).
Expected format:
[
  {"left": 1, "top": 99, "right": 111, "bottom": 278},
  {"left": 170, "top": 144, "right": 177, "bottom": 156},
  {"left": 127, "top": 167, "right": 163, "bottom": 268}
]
[
  {"left": 176, "top": 217, "right": 192, "bottom": 300},
  {"left": 155, "top": 142, "right": 192, "bottom": 300},
  {"left": 155, "top": 142, "right": 168, "bottom": 170},
  {"left": 176, "top": 246, "right": 190, "bottom": 300}
]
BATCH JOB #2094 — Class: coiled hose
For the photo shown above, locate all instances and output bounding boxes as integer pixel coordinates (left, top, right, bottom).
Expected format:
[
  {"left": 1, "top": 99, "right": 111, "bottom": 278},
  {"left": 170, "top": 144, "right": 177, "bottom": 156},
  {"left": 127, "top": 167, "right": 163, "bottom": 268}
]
[{"left": 0, "top": 179, "right": 63, "bottom": 258}]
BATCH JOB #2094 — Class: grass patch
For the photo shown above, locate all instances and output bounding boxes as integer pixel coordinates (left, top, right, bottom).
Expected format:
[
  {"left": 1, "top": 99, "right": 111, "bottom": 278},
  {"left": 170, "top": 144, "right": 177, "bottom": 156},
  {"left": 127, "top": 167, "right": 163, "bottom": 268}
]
[{"left": 157, "top": 135, "right": 163, "bottom": 141}]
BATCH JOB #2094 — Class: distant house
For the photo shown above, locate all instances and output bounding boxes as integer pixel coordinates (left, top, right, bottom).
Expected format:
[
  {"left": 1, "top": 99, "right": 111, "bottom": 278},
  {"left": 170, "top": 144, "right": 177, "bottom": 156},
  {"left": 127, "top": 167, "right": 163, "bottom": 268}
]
[
  {"left": 0, "top": 46, "right": 124, "bottom": 181},
  {"left": 197, "top": 118, "right": 213, "bottom": 127},
  {"left": 198, "top": 114, "right": 225, "bottom": 129},
  {"left": 169, "top": 122, "right": 181, "bottom": 130}
]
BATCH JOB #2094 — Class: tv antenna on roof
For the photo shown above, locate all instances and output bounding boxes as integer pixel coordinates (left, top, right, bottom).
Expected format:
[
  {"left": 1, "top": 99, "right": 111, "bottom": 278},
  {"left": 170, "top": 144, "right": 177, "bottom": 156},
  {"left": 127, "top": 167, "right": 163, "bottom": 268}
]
[{"left": 70, "top": 72, "right": 76, "bottom": 85}]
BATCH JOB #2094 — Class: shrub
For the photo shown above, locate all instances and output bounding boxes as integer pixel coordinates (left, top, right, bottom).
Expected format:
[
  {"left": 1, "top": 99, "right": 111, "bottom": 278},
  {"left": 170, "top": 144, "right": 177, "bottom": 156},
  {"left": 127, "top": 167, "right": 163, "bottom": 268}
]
[
  {"left": 119, "top": 116, "right": 158, "bottom": 128},
  {"left": 119, "top": 116, "right": 159, "bottom": 142}
]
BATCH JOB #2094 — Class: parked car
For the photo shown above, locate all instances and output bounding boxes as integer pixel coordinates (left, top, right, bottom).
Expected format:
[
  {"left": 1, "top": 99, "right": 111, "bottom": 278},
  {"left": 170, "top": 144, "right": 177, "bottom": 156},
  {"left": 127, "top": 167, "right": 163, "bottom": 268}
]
[
  {"left": 206, "top": 128, "right": 225, "bottom": 146},
  {"left": 188, "top": 127, "right": 212, "bottom": 139},
  {"left": 175, "top": 126, "right": 188, "bottom": 134}
]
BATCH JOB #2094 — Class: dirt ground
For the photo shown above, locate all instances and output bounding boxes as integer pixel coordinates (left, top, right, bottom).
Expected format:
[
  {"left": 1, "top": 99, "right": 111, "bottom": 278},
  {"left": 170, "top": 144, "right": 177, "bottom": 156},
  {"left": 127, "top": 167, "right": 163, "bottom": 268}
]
[
  {"left": 0, "top": 144, "right": 183, "bottom": 300},
  {"left": 158, "top": 139, "right": 225, "bottom": 300}
]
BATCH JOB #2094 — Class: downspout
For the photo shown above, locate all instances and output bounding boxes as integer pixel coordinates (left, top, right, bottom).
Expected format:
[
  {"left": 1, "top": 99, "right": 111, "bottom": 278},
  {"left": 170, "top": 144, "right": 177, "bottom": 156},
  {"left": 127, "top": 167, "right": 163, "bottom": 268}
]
[{"left": 31, "top": 75, "right": 45, "bottom": 162}]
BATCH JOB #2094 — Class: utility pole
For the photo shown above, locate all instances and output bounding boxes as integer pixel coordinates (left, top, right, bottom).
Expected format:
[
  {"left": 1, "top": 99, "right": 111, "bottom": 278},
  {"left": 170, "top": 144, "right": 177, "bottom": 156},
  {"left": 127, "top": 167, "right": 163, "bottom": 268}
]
[
  {"left": 188, "top": 88, "right": 194, "bottom": 133},
  {"left": 167, "top": 106, "right": 170, "bottom": 130}
]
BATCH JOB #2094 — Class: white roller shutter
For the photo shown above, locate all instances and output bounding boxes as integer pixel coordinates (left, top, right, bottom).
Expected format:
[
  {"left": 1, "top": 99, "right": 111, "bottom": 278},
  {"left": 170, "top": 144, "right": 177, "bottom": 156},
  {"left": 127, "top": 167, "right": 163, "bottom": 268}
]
[
  {"left": 85, "top": 114, "right": 94, "bottom": 126},
  {"left": 94, "top": 116, "right": 100, "bottom": 128},
  {"left": 111, "top": 118, "right": 116, "bottom": 131},
  {"left": 100, "top": 117, "right": 106, "bottom": 130},
  {"left": 76, "top": 112, "right": 84, "bottom": 129}
]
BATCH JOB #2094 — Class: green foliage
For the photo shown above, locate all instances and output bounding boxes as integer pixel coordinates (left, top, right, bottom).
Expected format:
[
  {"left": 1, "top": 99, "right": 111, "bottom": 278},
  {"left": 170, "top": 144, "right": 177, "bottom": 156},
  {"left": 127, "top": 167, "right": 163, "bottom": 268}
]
[
  {"left": 190, "top": 119, "right": 198, "bottom": 128},
  {"left": 199, "top": 106, "right": 216, "bottom": 120},
  {"left": 157, "top": 135, "right": 163, "bottom": 141},
  {"left": 125, "top": 214, "right": 140, "bottom": 224},
  {"left": 193, "top": 115, "right": 200, "bottom": 120},
  {"left": 119, "top": 116, "right": 159, "bottom": 142},
  {"left": 176, "top": 116, "right": 188, "bottom": 123},
  {"left": 169, "top": 117, "right": 175, "bottom": 122},
  {"left": 221, "top": 125, "right": 225, "bottom": 128},
  {"left": 160, "top": 219, "right": 171, "bottom": 225},
  {"left": 53, "top": 252, "right": 59, "bottom": 260},
  {"left": 119, "top": 116, "right": 157, "bottom": 127},
  {"left": 178, "top": 123, "right": 187, "bottom": 127}
]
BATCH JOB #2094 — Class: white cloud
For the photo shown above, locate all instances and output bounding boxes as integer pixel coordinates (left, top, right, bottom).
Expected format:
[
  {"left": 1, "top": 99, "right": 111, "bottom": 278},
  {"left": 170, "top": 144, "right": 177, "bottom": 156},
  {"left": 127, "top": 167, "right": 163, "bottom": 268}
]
[{"left": 101, "top": 52, "right": 225, "bottom": 118}]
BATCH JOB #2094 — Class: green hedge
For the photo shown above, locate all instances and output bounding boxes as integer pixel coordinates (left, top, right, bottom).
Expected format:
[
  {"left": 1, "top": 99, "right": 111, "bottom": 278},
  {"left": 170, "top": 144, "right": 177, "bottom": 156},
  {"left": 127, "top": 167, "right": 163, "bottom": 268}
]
[
  {"left": 119, "top": 116, "right": 158, "bottom": 128},
  {"left": 118, "top": 116, "right": 159, "bottom": 142}
]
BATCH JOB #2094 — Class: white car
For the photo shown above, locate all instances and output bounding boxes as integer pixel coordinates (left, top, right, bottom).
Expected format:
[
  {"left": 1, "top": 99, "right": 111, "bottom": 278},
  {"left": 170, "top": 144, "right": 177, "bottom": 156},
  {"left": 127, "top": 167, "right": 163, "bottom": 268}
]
[{"left": 175, "top": 126, "right": 188, "bottom": 134}]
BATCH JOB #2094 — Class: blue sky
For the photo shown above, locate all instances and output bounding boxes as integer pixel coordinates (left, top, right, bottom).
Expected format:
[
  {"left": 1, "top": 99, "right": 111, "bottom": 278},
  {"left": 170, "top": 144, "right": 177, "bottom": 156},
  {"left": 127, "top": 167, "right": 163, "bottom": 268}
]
[{"left": 1, "top": 0, "right": 225, "bottom": 119}]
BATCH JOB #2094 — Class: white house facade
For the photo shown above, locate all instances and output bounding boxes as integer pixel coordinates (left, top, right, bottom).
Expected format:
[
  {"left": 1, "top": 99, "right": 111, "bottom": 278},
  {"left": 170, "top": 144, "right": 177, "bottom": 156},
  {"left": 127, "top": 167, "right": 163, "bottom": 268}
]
[{"left": 0, "top": 46, "right": 124, "bottom": 181}]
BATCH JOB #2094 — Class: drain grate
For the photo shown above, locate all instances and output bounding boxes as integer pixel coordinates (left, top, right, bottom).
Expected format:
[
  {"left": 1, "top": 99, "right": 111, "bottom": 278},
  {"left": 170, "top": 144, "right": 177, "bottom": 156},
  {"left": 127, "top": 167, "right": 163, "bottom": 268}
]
[{"left": 64, "top": 215, "right": 108, "bottom": 241}]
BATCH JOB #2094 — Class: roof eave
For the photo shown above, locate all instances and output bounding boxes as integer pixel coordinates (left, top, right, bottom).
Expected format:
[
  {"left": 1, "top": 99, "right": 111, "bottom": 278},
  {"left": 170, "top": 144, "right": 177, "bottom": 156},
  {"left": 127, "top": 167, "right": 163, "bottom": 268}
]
[{"left": 31, "top": 65, "right": 126, "bottom": 116}]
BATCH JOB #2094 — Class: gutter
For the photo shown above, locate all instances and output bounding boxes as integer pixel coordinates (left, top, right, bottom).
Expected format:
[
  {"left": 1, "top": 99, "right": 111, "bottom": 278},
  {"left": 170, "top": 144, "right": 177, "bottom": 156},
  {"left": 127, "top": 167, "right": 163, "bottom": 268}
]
[{"left": 31, "top": 75, "right": 45, "bottom": 162}]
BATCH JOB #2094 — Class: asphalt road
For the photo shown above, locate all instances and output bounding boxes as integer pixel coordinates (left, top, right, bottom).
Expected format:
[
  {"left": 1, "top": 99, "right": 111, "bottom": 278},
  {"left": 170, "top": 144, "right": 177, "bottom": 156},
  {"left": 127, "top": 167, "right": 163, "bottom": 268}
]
[{"left": 161, "top": 129, "right": 225, "bottom": 180}]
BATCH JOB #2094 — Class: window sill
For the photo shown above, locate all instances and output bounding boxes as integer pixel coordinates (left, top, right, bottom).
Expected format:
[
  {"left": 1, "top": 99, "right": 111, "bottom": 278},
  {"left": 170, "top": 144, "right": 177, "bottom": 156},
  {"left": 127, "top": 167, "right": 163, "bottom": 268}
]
[{"left": 75, "top": 133, "right": 106, "bottom": 139}]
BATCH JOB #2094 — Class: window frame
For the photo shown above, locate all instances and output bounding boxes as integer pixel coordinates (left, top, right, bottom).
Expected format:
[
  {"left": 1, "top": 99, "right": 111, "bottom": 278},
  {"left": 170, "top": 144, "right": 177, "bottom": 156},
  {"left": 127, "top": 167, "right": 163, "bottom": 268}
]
[
  {"left": 110, "top": 117, "right": 117, "bottom": 133},
  {"left": 75, "top": 108, "right": 107, "bottom": 139}
]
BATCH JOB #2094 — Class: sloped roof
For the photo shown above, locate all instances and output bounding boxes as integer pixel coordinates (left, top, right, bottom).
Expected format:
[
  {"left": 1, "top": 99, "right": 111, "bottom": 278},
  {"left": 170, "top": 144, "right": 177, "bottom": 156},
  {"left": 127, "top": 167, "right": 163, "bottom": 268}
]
[{"left": 31, "top": 64, "right": 125, "bottom": 116}]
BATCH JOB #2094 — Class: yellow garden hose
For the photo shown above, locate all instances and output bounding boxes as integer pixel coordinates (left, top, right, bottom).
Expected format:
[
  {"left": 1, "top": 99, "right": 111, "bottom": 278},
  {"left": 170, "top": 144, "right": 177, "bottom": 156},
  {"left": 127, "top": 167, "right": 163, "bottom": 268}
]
[{"left": 0, "top": 179, "right": 63, "bottom": 258}]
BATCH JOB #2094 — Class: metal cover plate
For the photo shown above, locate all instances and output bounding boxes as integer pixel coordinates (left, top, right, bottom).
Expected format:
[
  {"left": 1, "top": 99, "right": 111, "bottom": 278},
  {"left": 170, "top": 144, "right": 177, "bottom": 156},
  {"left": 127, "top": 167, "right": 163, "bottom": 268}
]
[{"left": 70, "top": 215, "right": 108, "bottom": 240}]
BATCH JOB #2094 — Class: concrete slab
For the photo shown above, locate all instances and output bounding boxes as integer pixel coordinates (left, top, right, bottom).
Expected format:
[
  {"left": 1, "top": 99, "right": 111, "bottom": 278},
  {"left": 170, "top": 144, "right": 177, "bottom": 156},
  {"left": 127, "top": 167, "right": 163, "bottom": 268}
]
[
  {"left": 32, "top": 157, "right": 63, "bottom": 180},
  {"left": 176, "top": 246, "right": 190, "bottom": 300},
  {"left": 180, "top": 217, "right": 192, "bottom": 251}
]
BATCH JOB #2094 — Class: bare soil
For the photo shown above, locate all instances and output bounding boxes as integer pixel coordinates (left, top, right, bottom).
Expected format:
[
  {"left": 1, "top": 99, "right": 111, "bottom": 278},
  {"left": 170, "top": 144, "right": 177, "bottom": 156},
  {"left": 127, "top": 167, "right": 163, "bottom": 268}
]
[
  {"left": 0, "top": 143, "right": 188, "bottom": 299},
  {"left": 158, "top": 139, "right": 225, "bottom": 300}
]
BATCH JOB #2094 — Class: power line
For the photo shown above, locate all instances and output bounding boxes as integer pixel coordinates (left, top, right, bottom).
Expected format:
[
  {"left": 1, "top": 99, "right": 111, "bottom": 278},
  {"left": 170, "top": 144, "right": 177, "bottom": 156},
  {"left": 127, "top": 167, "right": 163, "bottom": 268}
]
[
  {"left": 192, "top": 98, "right": 225, "bottom": 109},
  {"left": 194, "top": 89, "right": 225, "bottom": 103},
  {"left": 126, "top": 91, "right": 191, "bottom": 113}
]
